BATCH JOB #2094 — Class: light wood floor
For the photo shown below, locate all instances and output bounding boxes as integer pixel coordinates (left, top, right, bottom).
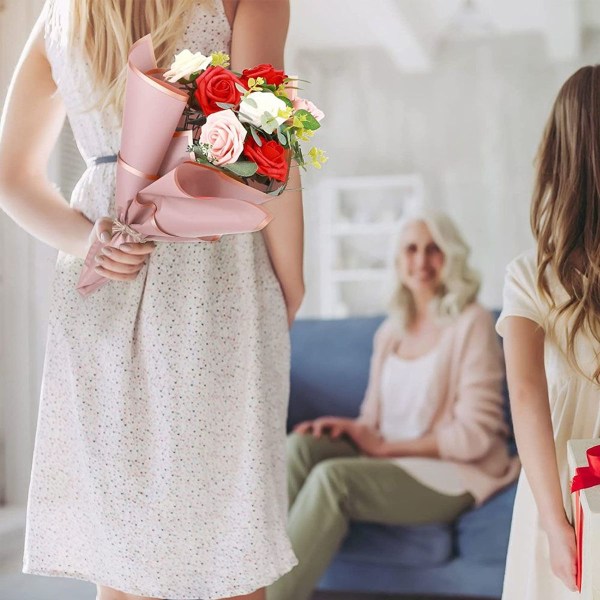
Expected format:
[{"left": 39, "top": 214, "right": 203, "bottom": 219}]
[{"left": 1, "top": 538, "right": 490, "bottom": 600}]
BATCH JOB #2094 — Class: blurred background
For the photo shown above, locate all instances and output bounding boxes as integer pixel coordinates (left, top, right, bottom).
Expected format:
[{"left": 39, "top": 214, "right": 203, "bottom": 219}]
[{"left": 1, "top": 0, "right": 600, "bottom": 596}]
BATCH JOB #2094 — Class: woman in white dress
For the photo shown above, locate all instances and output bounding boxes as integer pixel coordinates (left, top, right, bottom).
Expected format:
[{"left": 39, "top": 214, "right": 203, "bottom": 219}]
[
  {"left": 497, "top": 66, "right": 600, "bottom": 598},
  {"left": 0, "top": 1, "right": 303, "bottom": 599}
]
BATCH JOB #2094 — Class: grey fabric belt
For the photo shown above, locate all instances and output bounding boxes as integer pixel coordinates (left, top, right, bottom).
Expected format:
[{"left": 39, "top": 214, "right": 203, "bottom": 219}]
[{"left": 88, "top": 154, "right": 118, "bottom": 166}]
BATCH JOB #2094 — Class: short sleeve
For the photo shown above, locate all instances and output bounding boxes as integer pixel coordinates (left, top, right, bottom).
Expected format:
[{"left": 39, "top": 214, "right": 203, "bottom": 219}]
[{"left": 496, "top": 251, "right": 545, "bottom": 337}]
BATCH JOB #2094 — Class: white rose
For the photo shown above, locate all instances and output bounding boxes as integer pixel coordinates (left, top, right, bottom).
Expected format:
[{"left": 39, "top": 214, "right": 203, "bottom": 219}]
[
  {"left": 164, "top": 49, "right": 212, "bottom": 83},
  {"left": 238, "top": 91, "right": 287, "bottom": 134}
]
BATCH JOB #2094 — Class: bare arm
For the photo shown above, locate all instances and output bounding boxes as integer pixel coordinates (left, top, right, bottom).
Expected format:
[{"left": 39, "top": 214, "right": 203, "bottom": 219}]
[
  {"left": 229, "top": 0, "right": 305, "bottom": 325},
  {"left": 0, "top": 15, "right": 92, "bottom": 259},
  {"left": 503, "top": 316, "right": 576, "bottom": 591},
  {"left": 0, "top": 12, "right": 154, "bottom": 277}
]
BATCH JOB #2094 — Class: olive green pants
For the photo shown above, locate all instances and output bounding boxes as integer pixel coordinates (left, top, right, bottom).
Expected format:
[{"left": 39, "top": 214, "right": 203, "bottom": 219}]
[{"left": 266, "top": 432, "right": 474, "bottom": 600}]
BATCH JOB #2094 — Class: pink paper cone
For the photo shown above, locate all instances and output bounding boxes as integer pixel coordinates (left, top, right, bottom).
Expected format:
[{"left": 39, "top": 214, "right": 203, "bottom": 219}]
[
  {"left": 76, "top": 36, "right": 273, "bottom": 298},
  {"left": 159, "top": 131, "right": 195, "bottom": 176}
]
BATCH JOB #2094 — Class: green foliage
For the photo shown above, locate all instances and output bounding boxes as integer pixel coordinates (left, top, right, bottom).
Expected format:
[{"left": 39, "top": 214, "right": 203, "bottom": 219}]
[
  {"left": 294, "top": 109, "right": 321, "bottom": 131},
  {"left": 250, "top": 127, "right": 263, "bottom": 146},
  {"left": 224, "top": 161, "right": 259, "bottom": 177}
]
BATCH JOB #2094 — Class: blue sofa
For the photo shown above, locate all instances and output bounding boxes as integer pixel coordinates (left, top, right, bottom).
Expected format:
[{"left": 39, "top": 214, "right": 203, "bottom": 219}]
[{"left": 288, "top": 314, "right": 518, "bottom": 599}]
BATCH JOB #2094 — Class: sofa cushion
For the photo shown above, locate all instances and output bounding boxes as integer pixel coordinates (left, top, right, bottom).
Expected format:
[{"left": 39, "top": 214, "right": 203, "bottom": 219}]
[
  {"left": 455, "top": 481, "right": 518, "bottom": 563},
  {"left": 288, "top": 316, "right": 384, "bottom": 428},
  {"left": 337, "top": 521, "right": 453, "bottom": 567}
]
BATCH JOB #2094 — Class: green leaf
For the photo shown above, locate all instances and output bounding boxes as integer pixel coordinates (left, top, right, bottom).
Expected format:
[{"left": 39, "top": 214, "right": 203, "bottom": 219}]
[
  {"left": 294, "top": 109, "right": 320, "bottom": 131},
  {"left": 250, "top": 127, "right": 263, "bottom": 146},
  {"left": 235, "top": 83, "right": 248, "bottom": 94},
  {"left": 261, "top": 113, "right": 278, "bottom": 134},
  {"left": 216, "top": 102, "right": 235, "bottom": 110},
  {"left": 224, "top": 161, "right": 259, "bottom": 177},
  {"left": 277, "top": 129, "right": 287, "bottom": 146},
  {"left": 278, "top": 95, "right": 293, "bottom": 108},
  {"left": 268, "top": 184, "right": 286, "bottom": 196}
]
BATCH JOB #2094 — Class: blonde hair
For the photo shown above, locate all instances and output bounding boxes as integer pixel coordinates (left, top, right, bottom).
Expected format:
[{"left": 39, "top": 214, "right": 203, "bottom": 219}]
[
  {"left": 69, "top": 0, "right": 213, "bottom": 116},
  {"left": 532, "top": 65, "right": 600, "bottom": 384},
  {"left": 388, "top": 208, "right": 480, "bottom": 330}
]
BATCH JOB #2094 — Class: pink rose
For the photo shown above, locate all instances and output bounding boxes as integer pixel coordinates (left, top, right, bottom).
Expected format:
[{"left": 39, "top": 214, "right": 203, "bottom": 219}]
[
  {"left": 199, "top": 109, "right": 247, "bottom": 166},
  {"left": 292, "top": 97, "right": 325, "bottom": 122}
]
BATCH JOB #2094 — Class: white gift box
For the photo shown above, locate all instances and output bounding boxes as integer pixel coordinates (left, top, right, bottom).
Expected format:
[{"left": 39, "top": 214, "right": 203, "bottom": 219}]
[{"left": 567, "top": 439, "right": 600, "bottom": 599}]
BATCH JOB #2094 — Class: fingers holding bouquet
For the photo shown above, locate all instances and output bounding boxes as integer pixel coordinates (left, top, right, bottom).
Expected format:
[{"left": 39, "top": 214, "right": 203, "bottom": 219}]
[{"left": 89, "top": 217, "right": 156, "bottom": 282}]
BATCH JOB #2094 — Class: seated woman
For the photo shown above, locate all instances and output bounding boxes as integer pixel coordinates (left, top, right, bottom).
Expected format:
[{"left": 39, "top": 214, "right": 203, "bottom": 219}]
[{"left": 267, "top": 208, "right": 520, "bottom": 600}]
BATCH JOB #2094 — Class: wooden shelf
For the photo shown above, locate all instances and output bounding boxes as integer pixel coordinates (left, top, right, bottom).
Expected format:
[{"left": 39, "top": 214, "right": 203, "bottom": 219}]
[{"left": 318, "top": 175, "right": 424, "bottom": 317}]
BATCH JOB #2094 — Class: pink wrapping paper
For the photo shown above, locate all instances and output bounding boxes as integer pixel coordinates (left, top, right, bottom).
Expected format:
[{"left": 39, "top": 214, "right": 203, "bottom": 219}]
[{"left": 76, "top": 34, "right": 272, "bottom": 297}]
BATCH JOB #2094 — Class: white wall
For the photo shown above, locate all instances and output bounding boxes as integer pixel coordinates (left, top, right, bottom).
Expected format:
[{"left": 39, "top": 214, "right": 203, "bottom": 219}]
[{"left": 285, "top": 2, "right": 600, "bottom": 315}]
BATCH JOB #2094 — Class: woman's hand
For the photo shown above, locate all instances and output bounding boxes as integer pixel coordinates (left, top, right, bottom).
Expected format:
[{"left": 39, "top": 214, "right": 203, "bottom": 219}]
[
  {"left": 545, "top": 519, "right": 578, "bottom": 591},
  {"left": 88, "top": 217, "right": 156, "bottom": 282},
  {"left": 345, "top": 422, "right": 389, "bottom": 458},
  {"left": 294, "top": 416, "right": 355, "bottom": 439}
]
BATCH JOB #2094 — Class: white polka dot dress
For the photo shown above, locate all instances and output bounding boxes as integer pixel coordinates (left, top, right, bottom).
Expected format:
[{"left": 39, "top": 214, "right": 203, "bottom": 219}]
[{"left": 22, "top": 2, "right": 298, "bottom": 598}]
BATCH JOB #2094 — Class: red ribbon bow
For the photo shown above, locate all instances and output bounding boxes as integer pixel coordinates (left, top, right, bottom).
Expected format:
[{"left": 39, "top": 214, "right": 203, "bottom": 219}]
[
  {"left": 571, "top": 445, "right": 600, "bottom": 492},
  {"left": 570, "top": 444, "right": 600, "bottom": 592}
]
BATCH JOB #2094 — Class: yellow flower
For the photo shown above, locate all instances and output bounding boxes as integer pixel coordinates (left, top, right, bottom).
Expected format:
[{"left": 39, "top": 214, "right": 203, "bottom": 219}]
[
  {"left": 277, "top": 106, "right": 293, "bottom": 120},
  {"left": 246, "top": 77, "right": 266, "bottom": 92},
  {"left": 296, "top": 129, "right": 315, "bottom": 142},
  {"left": 308, "top": 147, "right": 328, "bottom": 169},
  {"left": 210, "top": 52, "right": 231, "bottom": 68}
]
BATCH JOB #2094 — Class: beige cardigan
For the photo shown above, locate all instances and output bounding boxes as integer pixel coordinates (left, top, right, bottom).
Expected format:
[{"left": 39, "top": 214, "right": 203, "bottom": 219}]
[{"left": 359, "top": 302, "right": 520, "bottom": 505}]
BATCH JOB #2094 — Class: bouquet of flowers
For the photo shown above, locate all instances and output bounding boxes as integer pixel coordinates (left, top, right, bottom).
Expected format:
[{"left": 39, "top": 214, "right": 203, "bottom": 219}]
[
  {"left": 76, "top": 35, "right": 325, "bottom": 297},
  {"left": 164, "top": 49, "right": 326, "bottom": 194}
]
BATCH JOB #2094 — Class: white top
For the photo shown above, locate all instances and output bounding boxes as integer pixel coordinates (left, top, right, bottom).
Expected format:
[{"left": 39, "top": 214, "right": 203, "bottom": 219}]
[
  {"left": 496, "top": 250, "right": 600, "bottom": 600},
  {"left": 380, "top": 351, "right": 469, "bottom": 497},
  {"left": 380, "top": 351, "right": 439, "bottom": 441}
]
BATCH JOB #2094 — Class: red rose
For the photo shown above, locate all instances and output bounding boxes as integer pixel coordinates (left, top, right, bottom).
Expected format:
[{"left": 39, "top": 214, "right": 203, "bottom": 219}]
[
  {"left": 194, "top": 66, "right": 245, "bottom": 115},
  {"left": 244, "top": 136, "right": 289, "bottom": 182},
  {"left": 241, "top": 64, "right": 287, "bottom": 87}
]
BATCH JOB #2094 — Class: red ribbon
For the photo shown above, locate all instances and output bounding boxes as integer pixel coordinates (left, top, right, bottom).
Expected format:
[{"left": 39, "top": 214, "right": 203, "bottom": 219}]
[
  {"left": 570, "top": 444, "right": 600, "bottom": 592},
  {"left": 571, "top": 445, "right": 600, "bottom": 493}
]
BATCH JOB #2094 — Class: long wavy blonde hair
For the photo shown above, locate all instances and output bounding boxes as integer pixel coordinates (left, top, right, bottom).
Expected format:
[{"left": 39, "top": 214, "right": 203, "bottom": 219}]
[
  {"left": 532, "top": 65, "right": 600, "bottom": 384},
  {"left": 388, "top": 208, "right": 480, "bottom": 331},
  {"left": 68, "top": 0, "right": 213, "bottom": 115}
]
